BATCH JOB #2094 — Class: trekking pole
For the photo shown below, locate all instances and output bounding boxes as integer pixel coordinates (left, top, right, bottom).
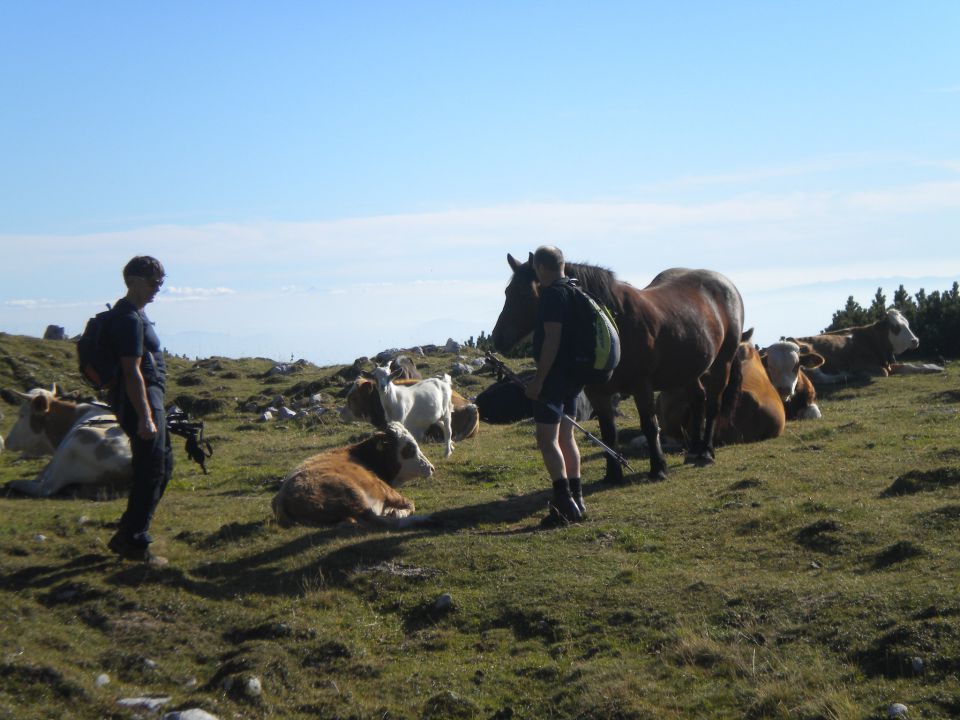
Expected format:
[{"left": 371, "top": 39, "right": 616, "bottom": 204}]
[{"left": 483, "top": 352, "right": 634, "bottom": 472}]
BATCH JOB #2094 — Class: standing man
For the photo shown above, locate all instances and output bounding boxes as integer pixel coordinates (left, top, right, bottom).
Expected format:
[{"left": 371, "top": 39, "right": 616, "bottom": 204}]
[
  {"left": 106, "top": 256, "right": 173, "bottom": 566},
  {"left": 525, "top": 246, "right": 586, "bottom": 524}
]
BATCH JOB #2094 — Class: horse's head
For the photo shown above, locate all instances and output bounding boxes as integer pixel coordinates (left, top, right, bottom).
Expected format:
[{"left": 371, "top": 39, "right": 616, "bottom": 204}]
[{"left": 491, "top": 252, "right": 540, "bottom": 353}]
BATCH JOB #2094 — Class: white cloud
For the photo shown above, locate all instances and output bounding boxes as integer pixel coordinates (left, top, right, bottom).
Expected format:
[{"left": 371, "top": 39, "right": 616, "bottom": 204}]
[{"left": 2, "top": 167, "right": 958, "bottom": 364}]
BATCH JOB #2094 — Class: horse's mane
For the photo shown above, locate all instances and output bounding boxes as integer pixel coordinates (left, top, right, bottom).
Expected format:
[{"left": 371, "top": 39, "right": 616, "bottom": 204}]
[{"left": 565, "top": 262, "right": 620, "bottom": 311}]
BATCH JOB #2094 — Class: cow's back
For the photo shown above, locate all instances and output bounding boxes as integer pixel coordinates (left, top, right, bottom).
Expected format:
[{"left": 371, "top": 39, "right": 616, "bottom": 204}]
[{"left": 272, "top": 448, "right": 413, "bottom": 526}]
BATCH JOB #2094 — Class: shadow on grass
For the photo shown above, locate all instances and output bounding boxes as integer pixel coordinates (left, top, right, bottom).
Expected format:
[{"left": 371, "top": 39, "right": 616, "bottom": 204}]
[{"left": 1, "top": 476, "right": 645, "bottom": 603}]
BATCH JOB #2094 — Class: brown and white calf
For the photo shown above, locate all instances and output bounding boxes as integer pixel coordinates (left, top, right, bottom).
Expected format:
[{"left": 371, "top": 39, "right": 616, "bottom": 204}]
[
  {"left": 760, "top": 341, "right": 825, "bottom": 420},
  {"left": 271, "top": 422, "right": 435, "bottom": 528},
  {"left": 792, "top": 308, "right": 919, "bottom": 382},
  {"left": 3, "top": 388, "right": 132, "bottom": 496},
  {"left": 340, "top": 377, "right": 479, "bottom": 442}
]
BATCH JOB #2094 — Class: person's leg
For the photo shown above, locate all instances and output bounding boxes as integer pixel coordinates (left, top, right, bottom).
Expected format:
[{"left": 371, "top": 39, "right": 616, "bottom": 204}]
[
  {"left": 533, "top": 398, "right": 581, "bottom": 523},
  {"left": 110, "top": 391, "right": 170, "bottom": 561},
  {"left": 558, "top": 415, "right": 585, "bottom": 516},
  {"left": 535, "top": 421, "right": 566, "bottom": 480}
]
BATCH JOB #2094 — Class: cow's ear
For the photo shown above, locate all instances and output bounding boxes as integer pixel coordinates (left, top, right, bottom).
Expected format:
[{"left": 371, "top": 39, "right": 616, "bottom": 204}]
[
  {"left": 31, "top": 393, "right": 51, "bottom": 416},
  {"left": 801, "top": 353, "right": 826, "bottom": 370},
  {"left": 375, "top": 439, "right": 386, "bottom": 454},
  {"left": 50, "top": 382, "right": 60, "bottom": 397}
]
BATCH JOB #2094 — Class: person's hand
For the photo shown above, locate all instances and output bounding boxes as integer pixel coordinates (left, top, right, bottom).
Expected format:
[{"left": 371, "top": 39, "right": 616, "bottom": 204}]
[
  {"left": 138, "top": 415, "right": 158, "bottom": 440},
  {"left": 525, "top": 377, "right": 543, "bottom": 400}
]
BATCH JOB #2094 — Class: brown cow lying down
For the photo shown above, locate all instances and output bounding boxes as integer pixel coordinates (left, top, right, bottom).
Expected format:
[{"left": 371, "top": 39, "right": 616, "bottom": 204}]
[
  {"left": 658, "top": 331, "right": 785, "bottom": 446},
  {"left": 340, "top": 377, "right": 479, "bottom": 441},
  {"left": 792, "top": 308, "right": 919, "bottom": 382},
  {"left": 272, "top": 422, "right": 435, "bottom": 528}
]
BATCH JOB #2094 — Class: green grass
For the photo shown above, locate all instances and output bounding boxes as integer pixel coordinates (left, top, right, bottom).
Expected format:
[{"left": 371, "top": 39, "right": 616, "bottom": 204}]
[{"left": 1, "top": 332, "right": 959, "bottom": 719}]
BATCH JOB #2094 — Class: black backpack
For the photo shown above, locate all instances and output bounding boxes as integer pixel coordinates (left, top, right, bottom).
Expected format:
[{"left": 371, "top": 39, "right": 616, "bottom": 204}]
[
  {"left": 564, "top": 279, "right": 621, "bottom": 386},
  {"left": 77, "top": 305, "right": 119, "bottom": 391}
]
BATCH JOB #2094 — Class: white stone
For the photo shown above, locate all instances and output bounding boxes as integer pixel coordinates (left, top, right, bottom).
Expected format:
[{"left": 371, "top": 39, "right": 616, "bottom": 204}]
[
  {"left": 434, "top": 593, "right": 453, "bottom": 611},
  {"left": 33, "top": 534, "right": 46, "bottom": 543},
  {"left": 888, "top": 703, "right": 908, "bottom": 718},
  {"left": 911, "top": 656, "right": 924, "bottom": 673},
  {"left": 278, "top": 406, "right": 297, "bottom": 420},
  {"left": 257, "top": 411, "right": 273, "bottom": 423},
  {"left": 117, "top": 696, "right": 171, "bottom": 713},
  {"left": 245, "top": 675, "right": 262, "bottom": 697},
  {"left": 162, "top": 710, "right": 220, "bottom": 720},
  {"left": 95, "top": 673, "right": 110, "bottom": 687}
]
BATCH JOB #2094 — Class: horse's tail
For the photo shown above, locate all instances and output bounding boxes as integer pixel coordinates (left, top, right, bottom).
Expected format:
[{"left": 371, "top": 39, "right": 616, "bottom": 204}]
[{"left": 720, "top": 345, "right": 745, "bottom": 419}]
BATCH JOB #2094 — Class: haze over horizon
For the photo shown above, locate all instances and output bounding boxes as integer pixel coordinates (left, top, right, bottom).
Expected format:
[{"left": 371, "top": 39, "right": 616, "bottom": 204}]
[{"left": 2, "top": 3, "right": 958, "bottom": 366}]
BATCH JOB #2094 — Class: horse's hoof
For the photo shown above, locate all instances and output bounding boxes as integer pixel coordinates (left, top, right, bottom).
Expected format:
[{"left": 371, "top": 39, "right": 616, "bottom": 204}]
[
  {"left": 601, "top": 473, "right": 627, "bottom": 485},
  {"left": 684, "top": 452, "right": 715, "bottom": 467},
  {"left": 647, "top": 470, "right": 667, "bottom": 482}
]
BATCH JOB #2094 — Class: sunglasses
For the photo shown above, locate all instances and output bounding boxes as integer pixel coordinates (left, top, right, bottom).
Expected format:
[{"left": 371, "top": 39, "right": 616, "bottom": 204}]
[{"left": 137, "top": 275, "right": 164, "bottom": 289}]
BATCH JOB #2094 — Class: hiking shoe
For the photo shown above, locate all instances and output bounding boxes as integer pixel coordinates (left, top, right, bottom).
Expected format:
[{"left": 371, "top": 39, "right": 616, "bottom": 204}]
[
  {"left": 107, "top": 532, "right": 168, "bottom": 566},
  {"left": 540, "top": 478, "right": 583, "bottom": 527},
  {"left": 569, "top": 477, "right": 587, "bottom": 517}
]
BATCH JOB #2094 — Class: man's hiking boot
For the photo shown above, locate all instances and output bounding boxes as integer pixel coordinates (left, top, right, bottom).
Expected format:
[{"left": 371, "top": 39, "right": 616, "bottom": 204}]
[
  {"left": 108, "top": 531, "right": 168, "bottom": 567},
  {"left": 568, "top": 477, "right": 586, "bottom": 517},
  {"left": 541, "top": 478, "right": 583, "bottom": 527}
]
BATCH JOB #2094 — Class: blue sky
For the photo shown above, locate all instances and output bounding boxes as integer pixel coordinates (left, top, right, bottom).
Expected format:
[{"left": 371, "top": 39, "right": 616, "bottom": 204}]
[{"left": 1, "top": 2, "right": 958, "bottom": 366}]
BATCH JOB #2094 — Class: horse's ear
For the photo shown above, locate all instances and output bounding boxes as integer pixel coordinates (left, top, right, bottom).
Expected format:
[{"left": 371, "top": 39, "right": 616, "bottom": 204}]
[
  {"left": 507, "top": 253, "right": 521, "bottom": 271},
  {"left": 741, "top": 328, "right": 754, "bottom": 343},
  {"left": 527, "top": 251, "right": 534, "bottom": 266}
]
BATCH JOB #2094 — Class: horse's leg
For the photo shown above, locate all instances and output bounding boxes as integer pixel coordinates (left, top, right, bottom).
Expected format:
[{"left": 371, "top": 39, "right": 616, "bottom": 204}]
[
  {"left": 635, "top": 383, "right": 667, "bottom": 480},
  {"left": 700, "top": 358, "right": 735, "bottom": 464},
  {"left": 585, "top": 390, "right": 625, "bottom": 484},
  {"left": 682, "top": 379, "right": 712, "bottom": 466}
]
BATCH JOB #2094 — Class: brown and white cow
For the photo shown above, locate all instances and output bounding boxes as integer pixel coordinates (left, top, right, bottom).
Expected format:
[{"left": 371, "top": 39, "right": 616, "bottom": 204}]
[
  {"left": 658, "top": 331, "right": 785, "bottom": 445},
  {"left": 792, "top": 308, "right": 919, "bottom": 383},
  {"left": 340, "top": 377, "right": 479, "bottom": 441},
  {"left": 271, "top": 421, "right": 435, "bottom": 528},
  {"left": 760, "top": 341, "right": 825, "bottom": 420},
  {"left": 3, "top": 388, "right": 132, "bottom": 497}
]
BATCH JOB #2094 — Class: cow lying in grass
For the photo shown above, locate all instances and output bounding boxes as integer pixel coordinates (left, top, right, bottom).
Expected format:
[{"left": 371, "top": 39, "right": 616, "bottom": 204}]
[
  {"left": 792, "top": 308, "right": 919, "bottom": 382},
  {"left": 271, "top": 422, "right": 435, "bottom": 529},
  {"left": 761, "top": 340, "right": 825, "bottom": 420},
  {"left": 3, "top": 387, "right": 132, "bottom": 497}
]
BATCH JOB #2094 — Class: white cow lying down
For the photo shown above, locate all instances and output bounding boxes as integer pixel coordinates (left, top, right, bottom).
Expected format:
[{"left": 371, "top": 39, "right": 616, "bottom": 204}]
[{"left": 3, "top": 388, "right": 132, "bottom": 497}]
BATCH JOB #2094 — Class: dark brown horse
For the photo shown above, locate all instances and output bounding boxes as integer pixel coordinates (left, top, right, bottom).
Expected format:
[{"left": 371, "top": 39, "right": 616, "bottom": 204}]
[{"left": 492, "top": 253, "right": 744, "bottom": 481}]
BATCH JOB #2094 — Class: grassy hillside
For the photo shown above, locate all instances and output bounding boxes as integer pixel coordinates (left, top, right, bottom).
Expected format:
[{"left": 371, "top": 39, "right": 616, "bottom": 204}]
[{"left": 1, "top": 333, "right": 958, "bottom": 719}]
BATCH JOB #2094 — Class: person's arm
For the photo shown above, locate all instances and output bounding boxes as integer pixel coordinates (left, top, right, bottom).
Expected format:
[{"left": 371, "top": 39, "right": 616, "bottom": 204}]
[
  {"left": 526, "top": 321, "right": 562, "bottom": 400},
  {"left": 120, "top": 355, "right": 157, "bottom": 439}
]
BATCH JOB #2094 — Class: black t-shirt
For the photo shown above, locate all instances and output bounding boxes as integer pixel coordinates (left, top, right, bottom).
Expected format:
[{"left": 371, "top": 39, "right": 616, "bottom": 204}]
[
  {"left": 532, "top": 278, "right": 577, "bottom": 368},
  {"left": 110, "top": 297, "right": 166, "bottom": 390}
]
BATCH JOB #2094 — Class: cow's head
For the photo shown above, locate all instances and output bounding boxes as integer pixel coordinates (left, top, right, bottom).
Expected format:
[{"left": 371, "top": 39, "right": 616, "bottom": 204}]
[
  {"left": 4, "top": 388, "right": 59, "bottom": 457},
  {"left": 885, "top": 308, "right": 920, "bottom": 355},
  {"left": 761, "top": 342, "right": 825, "bottom": 401},
  {"left": 383, "top": 421, "right": 434, "bottom": 483},
  {"left": 339, "top": 378, "right": 378, "bottom": 423}
]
